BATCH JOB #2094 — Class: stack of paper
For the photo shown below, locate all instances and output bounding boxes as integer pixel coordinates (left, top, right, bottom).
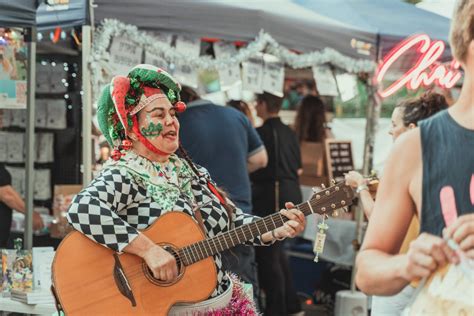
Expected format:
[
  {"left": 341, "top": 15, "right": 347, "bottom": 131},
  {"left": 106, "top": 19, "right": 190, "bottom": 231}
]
[{"left": 11, "top": 289, "right": 54, "bottom": 304}]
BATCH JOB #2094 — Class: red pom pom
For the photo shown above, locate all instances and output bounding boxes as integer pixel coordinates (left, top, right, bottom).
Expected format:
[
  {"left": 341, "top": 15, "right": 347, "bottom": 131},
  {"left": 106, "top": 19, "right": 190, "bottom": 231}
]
[
  {"left": 121, "top": 139, "right": 132, "bottom": 150},
  {"left": 111, "top": 149, "right": 122, "bottom": 161},
  {"left": 174, "top": 101, "right": 186, "bottom": 113}
]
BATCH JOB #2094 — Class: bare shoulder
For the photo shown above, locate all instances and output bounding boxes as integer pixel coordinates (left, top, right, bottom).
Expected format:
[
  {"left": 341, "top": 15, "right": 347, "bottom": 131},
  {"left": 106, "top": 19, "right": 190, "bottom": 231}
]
[{"left": 388, "top": 127, "right": 422, "bottom": 173}]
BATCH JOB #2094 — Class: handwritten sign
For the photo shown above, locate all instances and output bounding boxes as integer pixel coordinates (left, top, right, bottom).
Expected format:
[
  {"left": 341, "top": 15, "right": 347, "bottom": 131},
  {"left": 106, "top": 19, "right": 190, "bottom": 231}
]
[
  {"left": 108, "top": 37, "right": 143, "bottom": 76},
  {"left": 144, "top": 51, "right": 168, "bottom": 70},
  {"left": 325, "top": 140, "right": 354, "bottom": 181},
  {"left": 262, "top": 56, "right": 284, "bottom": 97},
  {"left": 175, "top": 35, "right": 201, "bottom": 58},
  {"left": 214, "top": 42, "right": 241, "bottom": 88},
  {"left": 376, "top": 34, "right": 462, "bottom": 98},
  {"left": 173, "top": 63, "right": 198, "bottom": 88},
  {"left": 312, "top": 65, "right": 338, "bottom": 97},
  {"left": 242, "top": 56, "right": 263, "bottom": 93}
]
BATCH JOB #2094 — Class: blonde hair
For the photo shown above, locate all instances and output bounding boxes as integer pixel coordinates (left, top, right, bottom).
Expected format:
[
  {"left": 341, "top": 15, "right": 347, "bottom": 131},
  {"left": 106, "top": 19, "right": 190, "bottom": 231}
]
[{"left": 450, "top": 0, "right": 474, "bottom": 63}]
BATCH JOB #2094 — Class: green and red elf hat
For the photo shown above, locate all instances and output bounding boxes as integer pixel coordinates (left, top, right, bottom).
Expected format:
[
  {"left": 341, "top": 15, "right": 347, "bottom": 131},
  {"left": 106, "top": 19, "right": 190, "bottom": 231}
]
[{"left": 96, "top": 64, "right": 186, "bottom": 159}]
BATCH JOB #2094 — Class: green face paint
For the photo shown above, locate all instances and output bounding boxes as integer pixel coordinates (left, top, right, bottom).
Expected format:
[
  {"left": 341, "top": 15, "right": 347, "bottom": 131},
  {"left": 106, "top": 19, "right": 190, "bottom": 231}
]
[{"left": 141, "top": 121, "right": 163, "bottom": 138}]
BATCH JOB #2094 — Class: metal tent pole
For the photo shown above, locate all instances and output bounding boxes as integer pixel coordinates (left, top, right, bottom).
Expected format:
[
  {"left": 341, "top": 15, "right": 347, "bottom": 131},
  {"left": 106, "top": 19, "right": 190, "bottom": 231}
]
[
  {"left": 24, "top": 27, "right": 37, "bottom": 250},
  {"left": 82, "top": 25, "right": 92, "bottom": 185}
]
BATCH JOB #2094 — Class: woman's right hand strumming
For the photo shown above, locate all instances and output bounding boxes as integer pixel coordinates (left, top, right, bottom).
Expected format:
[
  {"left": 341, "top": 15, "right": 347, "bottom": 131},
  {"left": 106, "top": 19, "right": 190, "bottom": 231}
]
[
  {"left": 124, "top": 233, "right": 178, "bottom": 282},
  {"left": 142, "top": 244, "right": 178, "bottom": 281}
]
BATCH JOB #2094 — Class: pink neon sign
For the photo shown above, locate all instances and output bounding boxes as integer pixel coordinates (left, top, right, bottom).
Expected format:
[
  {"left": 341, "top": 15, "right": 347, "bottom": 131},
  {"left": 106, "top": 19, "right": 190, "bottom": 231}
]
[{"left": 375, "top": 34, "right": 462, "bottom": 98}]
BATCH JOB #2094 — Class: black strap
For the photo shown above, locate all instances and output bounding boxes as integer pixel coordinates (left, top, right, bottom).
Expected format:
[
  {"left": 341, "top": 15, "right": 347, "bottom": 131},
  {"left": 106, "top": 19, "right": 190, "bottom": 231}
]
[{"left": 272, "top": 125, "right": 280, "bottom": 212}]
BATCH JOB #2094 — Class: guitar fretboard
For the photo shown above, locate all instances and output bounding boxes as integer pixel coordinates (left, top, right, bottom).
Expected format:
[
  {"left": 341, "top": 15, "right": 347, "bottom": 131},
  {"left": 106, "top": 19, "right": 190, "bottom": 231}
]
[{"left": 177, "top": 197, "right": 326, "bottom": 266}]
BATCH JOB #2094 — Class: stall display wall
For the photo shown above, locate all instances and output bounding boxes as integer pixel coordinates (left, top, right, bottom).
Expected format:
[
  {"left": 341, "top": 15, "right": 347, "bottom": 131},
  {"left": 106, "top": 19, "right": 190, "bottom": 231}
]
[{"left": 0, "top": 54, "right": 82, "bottom": 246}]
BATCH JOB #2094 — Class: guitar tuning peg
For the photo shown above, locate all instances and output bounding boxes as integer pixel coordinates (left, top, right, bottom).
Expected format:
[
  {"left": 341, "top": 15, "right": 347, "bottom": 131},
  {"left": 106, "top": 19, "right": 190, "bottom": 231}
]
[
  {"left": 321, "top": 183, "right": 326, "bottom": 189},
  {"left": 331, "top": 179, "right": 336, "bottom": 185},
  {"left": 342, "top": 206, "right": 349, "bottom": 213},
  {"left": 332, "top": 209, "right": 339, "bottom": 217},
  {"left": 312, "top": 187, "right": 319, "bottom": 193}
]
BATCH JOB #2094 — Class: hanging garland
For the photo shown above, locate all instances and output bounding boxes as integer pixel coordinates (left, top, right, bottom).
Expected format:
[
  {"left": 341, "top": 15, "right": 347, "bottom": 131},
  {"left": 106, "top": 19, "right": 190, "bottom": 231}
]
[{"left": 90, "top": 19, "right": 375, "bottom": 97}]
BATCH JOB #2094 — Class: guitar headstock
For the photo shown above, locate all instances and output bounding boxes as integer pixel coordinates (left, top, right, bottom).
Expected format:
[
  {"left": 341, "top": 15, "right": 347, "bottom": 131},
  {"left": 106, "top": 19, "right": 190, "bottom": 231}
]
[{"left": 307, "top": 181, "right": 355, "bottom": 217}]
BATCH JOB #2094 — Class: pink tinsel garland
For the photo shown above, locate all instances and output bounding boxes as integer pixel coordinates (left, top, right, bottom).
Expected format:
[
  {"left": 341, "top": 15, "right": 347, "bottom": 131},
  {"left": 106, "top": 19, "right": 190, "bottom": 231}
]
[{"left": 193, "top": 274, "right": 259, "bottom": 316}]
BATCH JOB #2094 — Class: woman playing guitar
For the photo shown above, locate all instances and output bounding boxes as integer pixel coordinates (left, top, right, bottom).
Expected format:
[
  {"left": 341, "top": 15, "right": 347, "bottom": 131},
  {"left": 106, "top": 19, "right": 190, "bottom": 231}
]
[{"left": 62, "top": 64, "right": 306, "bottom": 315}]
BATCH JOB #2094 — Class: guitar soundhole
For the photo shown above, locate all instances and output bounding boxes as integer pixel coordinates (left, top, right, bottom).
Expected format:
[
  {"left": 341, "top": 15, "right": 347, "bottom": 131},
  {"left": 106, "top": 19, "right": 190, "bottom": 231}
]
[{"left": 142, "top": 243, "right": 185, "bottom": 286}]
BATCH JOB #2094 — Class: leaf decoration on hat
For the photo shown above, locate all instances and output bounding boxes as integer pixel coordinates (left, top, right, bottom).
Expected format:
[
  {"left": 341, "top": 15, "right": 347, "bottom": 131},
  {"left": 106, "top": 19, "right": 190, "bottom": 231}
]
[
  {"left": 111, "top": 76, "right": 131, "bottom": 134},
  {"left": 96, "top": 84, "right": 116, "bottom": 146}
]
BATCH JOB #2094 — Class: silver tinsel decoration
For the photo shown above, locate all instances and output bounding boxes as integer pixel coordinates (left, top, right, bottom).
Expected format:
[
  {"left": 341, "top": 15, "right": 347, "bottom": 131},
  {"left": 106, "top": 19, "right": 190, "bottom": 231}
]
[{"left": 90, "top": 19, "right": 375, "bottom": 98}]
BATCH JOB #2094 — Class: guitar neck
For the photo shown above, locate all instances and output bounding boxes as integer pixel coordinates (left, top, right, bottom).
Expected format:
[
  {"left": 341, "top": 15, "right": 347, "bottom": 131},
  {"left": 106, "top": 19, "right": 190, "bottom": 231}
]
[{"left": 177, "top": 183, "right": 353, "bottom": 266}]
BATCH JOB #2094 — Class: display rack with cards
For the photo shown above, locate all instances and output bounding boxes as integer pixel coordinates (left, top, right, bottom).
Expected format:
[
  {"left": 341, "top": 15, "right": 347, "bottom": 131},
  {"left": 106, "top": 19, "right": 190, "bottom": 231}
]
[{"left": 0, "top": 54, "right": 83, "bottom": 244}]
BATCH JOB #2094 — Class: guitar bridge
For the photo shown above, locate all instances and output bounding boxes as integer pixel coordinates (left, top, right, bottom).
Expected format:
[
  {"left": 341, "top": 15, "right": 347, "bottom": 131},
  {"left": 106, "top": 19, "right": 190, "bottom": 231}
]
[{"left": 113, "top": 254, "right": 137, "bottom": 307}]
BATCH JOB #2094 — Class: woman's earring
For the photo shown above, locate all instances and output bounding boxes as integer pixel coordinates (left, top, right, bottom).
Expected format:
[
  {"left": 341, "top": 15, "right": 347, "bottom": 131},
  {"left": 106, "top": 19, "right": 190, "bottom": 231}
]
[
  {"left": 122, "top": 139, "right": 132, "bottom": 151},
  {"left": 111, "top": 147, "right": 122, "bottom": 161}
]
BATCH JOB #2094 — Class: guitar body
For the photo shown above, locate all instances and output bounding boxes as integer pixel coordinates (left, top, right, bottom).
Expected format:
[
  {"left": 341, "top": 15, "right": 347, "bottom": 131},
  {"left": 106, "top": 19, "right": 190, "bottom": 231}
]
[{"left": 52, "top": 212, "right": 217, "bottom": 315}]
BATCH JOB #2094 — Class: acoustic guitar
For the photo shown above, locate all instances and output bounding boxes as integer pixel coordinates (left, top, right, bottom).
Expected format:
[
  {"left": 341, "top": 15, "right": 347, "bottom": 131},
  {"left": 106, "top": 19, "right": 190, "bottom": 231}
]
[{"left": 52, "top": 182, "right": 354, "bottom": 315}]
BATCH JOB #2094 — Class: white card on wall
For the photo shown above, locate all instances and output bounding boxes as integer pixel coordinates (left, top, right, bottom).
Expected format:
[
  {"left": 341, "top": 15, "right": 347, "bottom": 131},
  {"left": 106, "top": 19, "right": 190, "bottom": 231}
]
[
  {"left": 213, "top": 41, "right": 237, "bottom": 59},
  {"left": 144, "top": 51, "right": 168, "bottom": 71},
  {"left": 36, "top": 63, "right": 51, "bottom": 93},
  {"left": 5, "top": 166, "right": 25, "bottom": 197},
  {"left": 34, "top": 169, "right": 51, "bottom": 200},
  {"left": 36, "top": 133, "right": 54, "bottom": 163},
  {"left": 6, "top": 132, "right": 24, "bottom": 163},
  {"left": 46, "top": 99, "right": 67, "bottom": 129},
  {"left": 175, "top": 35, "right": 201, "bottom": 58},
  {"left": 335, "top": 73, "right": 358, "bottom": 102},
  {"left": 312, "top": 66, "right": 339, "bottom": 97},
  {"left": 262, "top": 56, "right": 284, "bottom": 97},
  {"left": 218, "top": 66, "right": 241, "bottom": 89},
  {"left": 49, "top": 65, "right": 68, "bottom": 94},
  {"left": 0, "top": 109, "right": 12, "bottom": 128},
  {"left": 241, "top": 56, "right": 264, "bottom": 93},
  {"left": 10, "top": 109, "right": 26, "bottom": 127},
  {"left": 108, "top": 37, "right": 143, "bottom": 76},
  {"left": 0, "top": 131, "right": 7, "bottom": 161},
  {"left": 35, "top": 100, "right": 48, "bottom": 128},
  {"left": 173, "top": 63, "right": 198, "bottom": 89}
]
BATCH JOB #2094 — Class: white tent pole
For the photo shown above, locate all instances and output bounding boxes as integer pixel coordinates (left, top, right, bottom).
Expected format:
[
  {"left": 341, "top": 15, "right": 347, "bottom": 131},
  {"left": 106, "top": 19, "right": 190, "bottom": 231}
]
[
  {"left": 82, "top": 25, "right": 92, "bottom": 186},
  {"left": 24, "top": 27, "right": 37, "bottom": 250}
]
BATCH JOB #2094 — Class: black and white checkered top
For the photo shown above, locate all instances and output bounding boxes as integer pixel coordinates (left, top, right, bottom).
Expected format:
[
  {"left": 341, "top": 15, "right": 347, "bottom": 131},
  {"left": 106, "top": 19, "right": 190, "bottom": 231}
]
[{"left": 66, "top": 157, "right": 267, "bottom": 298}]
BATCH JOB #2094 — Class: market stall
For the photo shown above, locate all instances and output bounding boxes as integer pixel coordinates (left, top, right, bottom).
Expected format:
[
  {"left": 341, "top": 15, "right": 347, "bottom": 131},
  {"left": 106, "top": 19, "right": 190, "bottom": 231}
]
[{"left": 0, "top": 0, "right": 90, "bottom": 249}]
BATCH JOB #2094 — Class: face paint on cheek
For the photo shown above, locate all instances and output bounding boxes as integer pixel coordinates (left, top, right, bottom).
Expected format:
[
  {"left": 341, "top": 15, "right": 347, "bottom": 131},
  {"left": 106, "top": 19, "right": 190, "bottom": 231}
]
[{"left": 141, "top": 121, "right": 163, "bottom": 138}]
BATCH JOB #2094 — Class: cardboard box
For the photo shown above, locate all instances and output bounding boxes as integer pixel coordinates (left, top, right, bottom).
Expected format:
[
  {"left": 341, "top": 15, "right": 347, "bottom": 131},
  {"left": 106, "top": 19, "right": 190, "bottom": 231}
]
[{"left": 49, "top": 185, "right": 82, "bottom": 239}]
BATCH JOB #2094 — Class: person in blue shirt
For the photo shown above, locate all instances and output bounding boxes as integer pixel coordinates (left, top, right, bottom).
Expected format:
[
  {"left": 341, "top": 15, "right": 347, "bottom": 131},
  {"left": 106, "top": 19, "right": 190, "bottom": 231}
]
[{"left": 178, "top": 86, "right": 268, "bottom": 304}]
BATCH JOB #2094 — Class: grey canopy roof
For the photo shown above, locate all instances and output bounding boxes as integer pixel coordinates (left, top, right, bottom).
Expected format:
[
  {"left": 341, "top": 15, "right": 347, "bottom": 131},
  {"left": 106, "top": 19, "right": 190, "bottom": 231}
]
[
  {"left": 294, "top": 0, "right": 452, "bottom": 58},
  {"left": 93, "top": 0, "right": 375, "bottom": 60},
  {"left": 0, "top": 0, "right": 88, "bottom": 29},
  {"left": 94, "top": 0, "right": 453, "bottom": 62},
  {"left": 36, "top": 0, "right": 88, "bottom": 30},
  {"left": 0, "top": 0, "right": 38, "bottom": 28}
]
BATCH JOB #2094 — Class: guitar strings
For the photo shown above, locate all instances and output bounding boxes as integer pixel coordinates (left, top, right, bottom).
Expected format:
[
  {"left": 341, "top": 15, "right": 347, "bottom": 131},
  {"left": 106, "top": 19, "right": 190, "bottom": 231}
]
[
  {"left": 120, "top": 191, "right": 338, "bottom": 280},
  {"left": 122, "top": 212, "right": 294, "bottom": 280}
]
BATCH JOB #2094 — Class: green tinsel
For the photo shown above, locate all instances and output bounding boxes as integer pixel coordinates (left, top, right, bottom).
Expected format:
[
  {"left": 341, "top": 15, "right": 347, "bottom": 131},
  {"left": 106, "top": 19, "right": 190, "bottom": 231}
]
[
  {"left": 128, "top": 67, "right": 181, "bottom": 102},
  {"left": 97, "top": 84, "right": 115, "bottom": 146}
]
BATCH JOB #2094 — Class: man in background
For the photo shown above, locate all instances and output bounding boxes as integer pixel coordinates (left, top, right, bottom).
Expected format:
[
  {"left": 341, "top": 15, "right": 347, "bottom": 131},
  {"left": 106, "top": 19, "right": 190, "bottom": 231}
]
[
  {"left": 0, "top": 163, "right": 44, "bottom": 247},
  {"left": 178, "top": 87, "right": 268, "bottom": 302}
]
